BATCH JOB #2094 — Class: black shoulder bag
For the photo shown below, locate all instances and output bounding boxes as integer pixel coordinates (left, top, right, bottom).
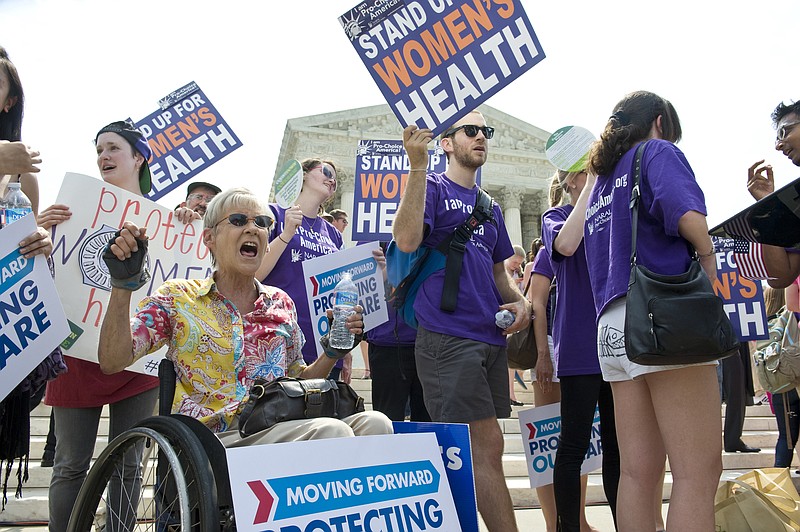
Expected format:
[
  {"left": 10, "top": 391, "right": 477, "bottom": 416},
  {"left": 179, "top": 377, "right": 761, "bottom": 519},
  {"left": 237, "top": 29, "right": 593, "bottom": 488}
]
[{"left": 624, "top": 141, "right": 740, "bottom": 365}]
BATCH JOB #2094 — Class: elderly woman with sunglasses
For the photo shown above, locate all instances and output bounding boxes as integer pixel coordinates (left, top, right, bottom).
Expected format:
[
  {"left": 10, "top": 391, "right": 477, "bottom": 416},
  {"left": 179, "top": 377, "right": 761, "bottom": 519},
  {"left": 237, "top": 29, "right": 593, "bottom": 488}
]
[
  {"left": 256, "top": 158, "right": 354, "bottom": 380},
  {"left": 98, "top": 187, "right": 392, "bottom": 448}
]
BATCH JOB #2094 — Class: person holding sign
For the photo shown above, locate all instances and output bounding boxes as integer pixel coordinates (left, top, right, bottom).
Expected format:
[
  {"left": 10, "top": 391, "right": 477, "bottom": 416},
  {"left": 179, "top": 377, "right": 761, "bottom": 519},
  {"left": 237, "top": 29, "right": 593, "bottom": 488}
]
[
  {"left": 394, "top": 110, "right": 531, "bottom": 532},
  {"left": 173, "top": 180, "right": 221, "bottom": 223},
  {"left": 745, "top": 100, "right": 800, "bottom": 287},
  {"left": 256, "top": 159, "right": 351, "bottom": 380},
  {"left": 541, "top": 168, "right": 620, "bottom": 532},
  {"left": 98, "top": 188, "right": 392, "bottom": 444},
  {"left": 584, "top": 91, "right": 722, "bottom": 532},
  {"left": 40, "top": 120, "right": 159, "bottom": 532}
]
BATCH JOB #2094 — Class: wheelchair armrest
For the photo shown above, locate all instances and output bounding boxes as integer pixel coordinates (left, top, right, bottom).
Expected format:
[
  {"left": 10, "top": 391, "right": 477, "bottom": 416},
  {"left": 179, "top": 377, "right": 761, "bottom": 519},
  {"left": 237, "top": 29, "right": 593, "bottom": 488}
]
[{"left": 158, "top": 358, "right": 177, "bottom": 416}]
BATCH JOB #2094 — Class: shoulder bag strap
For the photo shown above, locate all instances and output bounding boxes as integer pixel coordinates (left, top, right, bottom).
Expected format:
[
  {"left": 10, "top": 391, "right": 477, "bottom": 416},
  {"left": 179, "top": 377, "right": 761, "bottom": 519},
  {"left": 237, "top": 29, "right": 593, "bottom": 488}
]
[
  {"left": 629, "top": 141, "right": 648, "bottom": 267},
  {"left": 439, "top": 187, "right": 495, "bottom": 312}
]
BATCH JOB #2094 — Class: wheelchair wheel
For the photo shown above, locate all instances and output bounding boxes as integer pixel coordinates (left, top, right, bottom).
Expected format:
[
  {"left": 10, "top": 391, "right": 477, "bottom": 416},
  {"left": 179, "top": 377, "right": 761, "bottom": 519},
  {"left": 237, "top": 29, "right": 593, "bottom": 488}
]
[{"left": 68, "top": 416, "right": 219, "bottom": 531}]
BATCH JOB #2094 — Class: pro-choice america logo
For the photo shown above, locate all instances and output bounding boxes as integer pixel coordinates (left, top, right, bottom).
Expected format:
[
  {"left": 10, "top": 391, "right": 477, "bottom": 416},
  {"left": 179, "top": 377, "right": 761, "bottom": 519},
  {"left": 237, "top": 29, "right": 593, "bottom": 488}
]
[{"left": 78, "top": 225, "right": 150, "bottom": 291}]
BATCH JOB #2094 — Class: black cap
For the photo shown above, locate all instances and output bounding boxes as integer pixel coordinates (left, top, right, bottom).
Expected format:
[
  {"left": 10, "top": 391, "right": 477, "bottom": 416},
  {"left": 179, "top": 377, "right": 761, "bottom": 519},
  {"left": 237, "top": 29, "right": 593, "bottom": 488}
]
[{"left": 186, "top": 181, "right": 221, "bottom": 197}]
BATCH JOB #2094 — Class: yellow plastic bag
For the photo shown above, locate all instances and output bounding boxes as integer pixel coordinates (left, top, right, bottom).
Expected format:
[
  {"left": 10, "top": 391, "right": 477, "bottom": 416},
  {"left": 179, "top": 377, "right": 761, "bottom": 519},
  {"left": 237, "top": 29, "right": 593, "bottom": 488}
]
[{"left": 715, "top": 468, "right": 800, "bottom": 532}]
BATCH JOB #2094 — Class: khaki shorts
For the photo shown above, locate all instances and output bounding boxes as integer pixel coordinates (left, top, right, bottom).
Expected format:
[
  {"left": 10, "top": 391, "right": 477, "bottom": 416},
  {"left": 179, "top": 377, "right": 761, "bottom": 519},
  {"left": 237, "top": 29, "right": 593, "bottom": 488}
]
[
  {"left": 415, "top": 326, "right": 511, "bottom": 422},
  {"left": 596, "top": 298, "right": 717, "bottom": 382}
]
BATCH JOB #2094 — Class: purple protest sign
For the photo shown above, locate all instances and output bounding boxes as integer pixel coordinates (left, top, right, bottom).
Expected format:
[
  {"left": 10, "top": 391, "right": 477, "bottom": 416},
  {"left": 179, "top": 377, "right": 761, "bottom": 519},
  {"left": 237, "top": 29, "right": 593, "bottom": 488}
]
[{"left": 339, "top": 0, "right": 545, "bottom": 136}]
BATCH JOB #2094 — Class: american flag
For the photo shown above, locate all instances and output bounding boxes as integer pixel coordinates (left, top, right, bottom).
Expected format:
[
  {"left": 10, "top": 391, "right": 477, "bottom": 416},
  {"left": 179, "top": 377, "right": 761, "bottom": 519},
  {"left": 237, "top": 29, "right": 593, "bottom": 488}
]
[{"left": 733, "top": 239, "right": 769, "bottom": 280}]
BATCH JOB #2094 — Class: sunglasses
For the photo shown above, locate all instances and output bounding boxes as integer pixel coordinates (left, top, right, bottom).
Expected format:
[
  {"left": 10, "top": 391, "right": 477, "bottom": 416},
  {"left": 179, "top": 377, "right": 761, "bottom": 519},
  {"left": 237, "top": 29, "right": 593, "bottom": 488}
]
[
  {"left": 445, "top": 124, "right": 495, "bottom": 139},
  {"left": 214, "top": 213, "right": 273, "bottom": 230},
  {"left": 777, "top": 121, "right": 800, "bottom": 142},
  {"left": 317, "top": 164, "right": 336, "bottom": 180}
]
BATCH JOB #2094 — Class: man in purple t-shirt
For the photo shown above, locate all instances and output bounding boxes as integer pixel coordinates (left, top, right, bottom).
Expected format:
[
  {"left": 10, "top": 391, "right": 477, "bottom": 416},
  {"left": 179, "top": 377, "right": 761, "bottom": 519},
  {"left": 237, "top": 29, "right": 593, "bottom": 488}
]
[
  {"left": 393, "top": 110, "right": 531, "bottom": 532},
  {"left": 747, "top": 100, "right": 800, "bottom": 287}
]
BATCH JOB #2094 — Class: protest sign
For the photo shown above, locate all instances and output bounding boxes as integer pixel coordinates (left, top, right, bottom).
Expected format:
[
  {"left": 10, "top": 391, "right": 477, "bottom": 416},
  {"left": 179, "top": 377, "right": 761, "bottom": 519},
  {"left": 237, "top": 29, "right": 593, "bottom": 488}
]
[
  {"left": 226, "top": 432, "right": 461, "bottom": 531},
  {"left": 352, "top": 140, "right": 447, "bottom": 242},
  {"left": 274, "top": 159, "right": 303, "bottom": 208},
  {"left": 339, "top": 0, "right": 545, "bottom": 136},
  {"left": 302, "top": 242, "right": 388, "bottom": 351},
  {"left": 712, "top": 237, "right": 768, "bottom": 341},
  {"left": 518, "top": 403, "right": 603, "bottom": 489},
  {"left": 0, "top": 214, "right": 70, "bottom": 402},
  {"left": 51, "top": 173, "right": 212, "bottom": 374},
  {"left": 392, "top": 422, "right": 478, "bottom": 532},
  {"left": 545, "top": 125, "right": 595, "bottom": 172},
  {"left": 135, "top": 81, "right": 242, "bottom": 201}
]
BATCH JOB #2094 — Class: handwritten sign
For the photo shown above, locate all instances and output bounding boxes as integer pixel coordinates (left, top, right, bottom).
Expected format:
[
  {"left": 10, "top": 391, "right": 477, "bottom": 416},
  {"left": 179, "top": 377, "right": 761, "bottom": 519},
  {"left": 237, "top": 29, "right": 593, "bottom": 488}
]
[
  {"left": 712, "top": 237, "right": 768, "bottom": 341},
  {"left": 301, "top": 242, "right": 388, "bottom": 350},
  {"left": 51, "top": 173, "right": 212, "bottom": 374},
  {"left": 226, "top": 433, "right": 461, "bottom": 531},
  {"left": 0, "top": 214, "right": 70, "bottom": 401},
  {"left": 340, "top": 0, "right": 545, "bottom": 136},
  {"left": 518, "top": 403, "right": 603, "bottom": 489},
  {"left": 135, "top": 81, "right": 242, "bottom": 201}
]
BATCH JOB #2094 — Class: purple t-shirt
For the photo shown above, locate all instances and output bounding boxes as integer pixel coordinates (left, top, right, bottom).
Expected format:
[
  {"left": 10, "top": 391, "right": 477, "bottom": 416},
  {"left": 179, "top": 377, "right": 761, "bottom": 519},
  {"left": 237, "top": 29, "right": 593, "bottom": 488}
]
[
  {"left": 264, "top": 204, "right": 344, "bottom": 364},
  {"left": 531, "top": 247, "right": 554, "bottom": 336},
  {"left": 584, "top": 140, "right": 707, "bottom": 317},
  {"left": 367, "top": 306, "right": 417, "bottom": 346},
  {"left": 541, "top": 204, "right": 600, "bottom": 377},
  {"left": 415, "top": 172, "right": 514, "bottom": 346}
]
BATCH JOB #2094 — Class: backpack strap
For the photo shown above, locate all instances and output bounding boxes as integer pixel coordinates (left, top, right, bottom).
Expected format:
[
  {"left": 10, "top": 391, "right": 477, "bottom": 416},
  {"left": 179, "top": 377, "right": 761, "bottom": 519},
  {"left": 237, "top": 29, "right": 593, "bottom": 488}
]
[{"left": 439, "top": 187, "right": 495, "bottom": 312}]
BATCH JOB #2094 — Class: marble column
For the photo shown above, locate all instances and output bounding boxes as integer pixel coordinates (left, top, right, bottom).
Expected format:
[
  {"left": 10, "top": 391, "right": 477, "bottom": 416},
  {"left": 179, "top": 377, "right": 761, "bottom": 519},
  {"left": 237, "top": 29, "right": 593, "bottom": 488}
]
[{"left": 500, "top": 187, "right": 524, "bottom": 247}]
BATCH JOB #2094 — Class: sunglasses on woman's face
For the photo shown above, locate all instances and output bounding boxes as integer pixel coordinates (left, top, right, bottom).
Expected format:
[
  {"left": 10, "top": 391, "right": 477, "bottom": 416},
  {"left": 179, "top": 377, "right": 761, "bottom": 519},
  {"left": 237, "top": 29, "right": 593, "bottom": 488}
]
[
  {"left": 317, "top": 164, "right": 336, "bottom": 180},
  {"left": 214, "top": 213, "right": 273, "bottom": 230}
]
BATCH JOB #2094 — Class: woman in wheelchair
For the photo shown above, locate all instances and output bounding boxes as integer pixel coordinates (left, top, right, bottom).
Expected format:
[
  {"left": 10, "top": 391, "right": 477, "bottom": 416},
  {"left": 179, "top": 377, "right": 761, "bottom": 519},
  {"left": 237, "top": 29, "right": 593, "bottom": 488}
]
[{"left": 97, "top": 186, "right": 393, "bottom": 444}]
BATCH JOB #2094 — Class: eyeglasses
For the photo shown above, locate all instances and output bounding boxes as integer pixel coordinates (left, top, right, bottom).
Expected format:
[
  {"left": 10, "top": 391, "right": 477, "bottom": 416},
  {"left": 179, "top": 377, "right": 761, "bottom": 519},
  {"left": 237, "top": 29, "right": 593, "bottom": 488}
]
[
  {"left": 187, "top": 193, "right": 216, "bottom": 202},
  {"left": 777, "top": 121, "right": 800, "bottom": 142},
  {"left": 335, "top": 218, "right": 349, "bottom": 226},
  {"left": 214, "top": 213, "right": 273, "bottom": 230},
  {"left": 444, "top": 124, "right": 495, "bottom": 139}
]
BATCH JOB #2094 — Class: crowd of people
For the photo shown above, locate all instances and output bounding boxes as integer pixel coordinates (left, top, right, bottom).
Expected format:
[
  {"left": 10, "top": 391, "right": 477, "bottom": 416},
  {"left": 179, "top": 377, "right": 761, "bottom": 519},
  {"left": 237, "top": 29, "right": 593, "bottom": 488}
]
[{"left": 4, "top": 35, "right": 800, "bottom": 531}]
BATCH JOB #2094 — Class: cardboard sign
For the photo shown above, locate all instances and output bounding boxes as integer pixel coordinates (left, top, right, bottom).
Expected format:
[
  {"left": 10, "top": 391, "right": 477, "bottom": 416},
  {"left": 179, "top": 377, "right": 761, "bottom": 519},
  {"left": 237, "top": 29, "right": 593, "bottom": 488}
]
[
  {"left": 226, "top": 433, "right": 462, "bottom": 531},
  {"left": 301, "top": 242, "right": 388, "bottom": 351},
  {"left": 0, "top": 214, "right": 70, "bottom": 401},
  {"left": 51, "top": 173, "right": 212, "bottom": 374},
  {"left": 712, "top": 237, "right": 768, "bottom": 341},
  {"left": 135, "top": 81, "right": 243, "bottom": 201},
  {"left": 545, "top": 126, "right": 595, "bottom": 172},
  {"left": 274, "top": 159, "right": 303, "bottom": 208},
  {"left": 392, "top": 422, "right": 478, "bottom": 532},
  {"left": 352, "top": 140, "right": 447, "bottom": 242},
  {"left": 518, "top": 403, "right": 604, "bottom": 489},
  {"left": 339, "top": 0, "right": 545, "bottom": 136}
]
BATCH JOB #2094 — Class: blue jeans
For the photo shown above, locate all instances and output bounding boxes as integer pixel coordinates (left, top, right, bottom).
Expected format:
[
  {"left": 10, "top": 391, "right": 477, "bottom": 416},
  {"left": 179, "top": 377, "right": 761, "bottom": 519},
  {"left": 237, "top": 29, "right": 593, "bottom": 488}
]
[
  {"left": 773, "top": 389, "right": 800, "bottom": 467},
  {"left": 49, "top": 388, "right": 158, "bottom": 532}
]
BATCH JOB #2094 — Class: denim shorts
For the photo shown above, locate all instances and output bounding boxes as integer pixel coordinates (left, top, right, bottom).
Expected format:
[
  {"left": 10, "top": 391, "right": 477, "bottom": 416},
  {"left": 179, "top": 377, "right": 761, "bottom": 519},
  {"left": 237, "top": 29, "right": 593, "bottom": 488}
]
[
  {"left": 596, "top": 298, "right": 717, "bottom": 382},
  {"left": 415, "top": 326, "right": 511, "bottom": 422}
]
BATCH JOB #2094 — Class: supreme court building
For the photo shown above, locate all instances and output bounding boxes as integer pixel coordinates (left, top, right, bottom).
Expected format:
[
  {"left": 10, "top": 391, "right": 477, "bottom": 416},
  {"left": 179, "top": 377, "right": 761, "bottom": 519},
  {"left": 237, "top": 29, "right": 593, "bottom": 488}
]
[{"left": 272, "top": 103, "right": 557, "bottom": 250}]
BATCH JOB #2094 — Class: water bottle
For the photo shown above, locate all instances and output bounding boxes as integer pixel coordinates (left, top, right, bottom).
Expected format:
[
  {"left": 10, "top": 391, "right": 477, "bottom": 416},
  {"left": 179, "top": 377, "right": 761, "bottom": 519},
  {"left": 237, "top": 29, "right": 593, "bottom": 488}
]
[
  {"left": 495, "top": 309, "right": 515, "bottom": 329},
  {"left": 330, "top": 271, "right": 359, "bottom": 349},
  {"left": 2, "top": 182, "right": 33, "bottom": 227}
]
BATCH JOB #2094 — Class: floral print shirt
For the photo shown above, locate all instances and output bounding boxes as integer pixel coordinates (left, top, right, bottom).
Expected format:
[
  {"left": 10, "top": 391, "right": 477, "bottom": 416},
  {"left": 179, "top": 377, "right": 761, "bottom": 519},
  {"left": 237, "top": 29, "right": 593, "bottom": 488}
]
[{"left": 131, "top": 276, "right": 305, "bottom": 432}]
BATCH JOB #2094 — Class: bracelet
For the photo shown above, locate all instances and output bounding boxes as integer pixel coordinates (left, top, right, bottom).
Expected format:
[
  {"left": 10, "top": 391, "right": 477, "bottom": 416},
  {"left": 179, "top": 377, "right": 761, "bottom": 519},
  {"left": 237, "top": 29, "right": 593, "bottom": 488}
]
[
  {"left": 408, "top": 169, "right": 427, "bottom": 173},
  {"left": 278, "top": 234, "right": 291, "bottom": 244}
]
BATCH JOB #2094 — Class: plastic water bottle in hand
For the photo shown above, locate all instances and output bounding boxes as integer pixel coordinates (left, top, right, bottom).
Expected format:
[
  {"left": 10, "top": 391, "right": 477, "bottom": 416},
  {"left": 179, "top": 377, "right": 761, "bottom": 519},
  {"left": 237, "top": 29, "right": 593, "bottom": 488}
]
[
  {"left": 1, "top": 182, "right": 33, "bottom": 228},
  {"left": 330, "top": 271, "right": 359, "bottom": 349},
  {"left": 495, "top": 309, "right": 515, "bottom": 329}
]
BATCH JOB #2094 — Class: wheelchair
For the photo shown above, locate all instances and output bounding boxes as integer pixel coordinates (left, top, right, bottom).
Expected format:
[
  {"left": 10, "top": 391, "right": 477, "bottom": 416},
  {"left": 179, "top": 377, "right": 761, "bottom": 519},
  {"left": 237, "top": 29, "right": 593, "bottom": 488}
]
[{"left": 67, "top": 359, "right": 236, "bottom": 531}]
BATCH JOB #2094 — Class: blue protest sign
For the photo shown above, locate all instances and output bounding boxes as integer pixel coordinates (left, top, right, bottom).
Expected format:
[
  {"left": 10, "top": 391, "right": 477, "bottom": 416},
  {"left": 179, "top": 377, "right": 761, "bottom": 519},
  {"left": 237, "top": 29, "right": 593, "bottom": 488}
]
[
  {"left": 135, "top": 81, "right": 243, "bottom": 201},
  {"left": 340, "top": 0, "right": 545, "bottom": 136},
  {"left": 712, "top": 237, "right": 768, "bottom": 341},
  {"left": 392, "top": 421, "right": 478, "bottom": 532}
]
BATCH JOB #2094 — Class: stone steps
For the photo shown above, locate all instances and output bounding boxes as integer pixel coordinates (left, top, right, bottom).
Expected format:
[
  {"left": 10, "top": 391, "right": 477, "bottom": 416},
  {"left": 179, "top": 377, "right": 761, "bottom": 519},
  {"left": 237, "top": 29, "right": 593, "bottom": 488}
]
[{"left": 1, "top": 373, "right": 790, "bottom": 523}]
